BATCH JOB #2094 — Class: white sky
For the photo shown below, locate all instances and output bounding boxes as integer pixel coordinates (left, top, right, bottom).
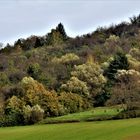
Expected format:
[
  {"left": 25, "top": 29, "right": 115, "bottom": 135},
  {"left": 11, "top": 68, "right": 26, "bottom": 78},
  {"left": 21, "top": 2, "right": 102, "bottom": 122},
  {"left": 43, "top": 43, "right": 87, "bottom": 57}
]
[{"left": 0, "top": 0, "right": 140, "bottom": 44}]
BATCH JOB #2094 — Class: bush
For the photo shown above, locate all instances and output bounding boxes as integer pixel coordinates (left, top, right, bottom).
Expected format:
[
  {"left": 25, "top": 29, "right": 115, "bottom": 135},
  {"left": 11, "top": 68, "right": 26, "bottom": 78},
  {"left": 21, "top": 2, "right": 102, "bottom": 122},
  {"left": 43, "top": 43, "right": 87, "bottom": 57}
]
[
  {"left": 59, "top": 92, "right": 90, "bottom": 114},
  {"left": 23, "top": 105, "right": 44, "bottom": 124},
  {"left": 115, "top": 110, "right": 140, "bottom": 119},
  {"left": 0, "top": 113, "right": 24, "bottom": 127},
  {"left": 31, "top": 105, "right": 44, "bottom": 123}
]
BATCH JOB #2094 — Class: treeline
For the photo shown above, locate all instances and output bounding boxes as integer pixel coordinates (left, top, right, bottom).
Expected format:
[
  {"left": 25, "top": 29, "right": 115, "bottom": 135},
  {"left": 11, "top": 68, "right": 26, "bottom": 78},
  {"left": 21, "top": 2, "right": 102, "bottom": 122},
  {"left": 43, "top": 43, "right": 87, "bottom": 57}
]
[{"left": 0, "top": 15, "right": 140, "bottom": 126}]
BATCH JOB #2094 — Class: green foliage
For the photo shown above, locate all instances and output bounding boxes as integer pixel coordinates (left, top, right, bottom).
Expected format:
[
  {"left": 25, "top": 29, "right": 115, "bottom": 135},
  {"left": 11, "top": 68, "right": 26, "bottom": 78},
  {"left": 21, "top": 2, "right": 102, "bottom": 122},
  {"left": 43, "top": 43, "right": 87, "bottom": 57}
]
[
  {"left": 58, "top": 92, "right": 90, "bottom": 113},
  {"left": 130, "top": 14, "right": 140, "bottom": 26},
  {"left": 126, "top": 54, "right": 140, "bottom": 71},
  {"left": 71, "top": 61, "right": 106, "bottom": 96},
  {"left": 61, "top": 77, "right": 89, "bottom": 96},
  {"left": 52, "top": 53, "right": 79, "bottom": 65},
  {"left": 5, "top": 96, "right": 25, "bottom": 125},
  {"left": 104, "top": 52, "right": 129, "bottom": 82},
  {"left": 27, "top": 63, "right": 41, "bottom": 79},
  {"left": 46, "top": 23, "right": 67, "bottom": 46},
  {"left": 0, "top": 72, "right": 9, "bottom": 87},
  {"left": 23, "top": 105, "right": 44, "bottom": 124},
  {"left": 56, "top": 23, "right": 67, "bottom": 40}
]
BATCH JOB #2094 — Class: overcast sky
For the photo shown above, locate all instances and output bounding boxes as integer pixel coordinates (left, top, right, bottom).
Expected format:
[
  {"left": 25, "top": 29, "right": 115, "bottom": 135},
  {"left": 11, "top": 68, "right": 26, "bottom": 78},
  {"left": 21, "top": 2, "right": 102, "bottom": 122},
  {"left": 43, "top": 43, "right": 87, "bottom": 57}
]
[{"left": 0, "top": 0, "right": 140, "bottom": 44}]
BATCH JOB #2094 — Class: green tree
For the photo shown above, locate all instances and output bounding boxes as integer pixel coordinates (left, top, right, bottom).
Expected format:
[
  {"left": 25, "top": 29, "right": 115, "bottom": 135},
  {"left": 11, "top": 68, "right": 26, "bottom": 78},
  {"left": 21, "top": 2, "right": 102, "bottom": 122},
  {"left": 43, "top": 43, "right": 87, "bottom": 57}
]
[
  {"left": 61, "top": 76, "right": 89, "bottom": 96},
  {"left": 46, "top": 23, "right": 67, "bottom": 46},
  {"left": 5, "top": 96, "right": 25, "bottom": 125},
  {"left": 104, "top": 52, "right": 129, "bottom": 82},
  {"left": 71, "top": 62, "right": 106, "bottom": 97},
  {"left": 23, "top": 104, "right": 44, "bottom": 124},
  {"left": 59, "top": 92, "right": 90, "bottom": 113},
  {"left": 27, "top": 63, "right": 41, "bottom": 79},
  {"left": 56, "top": 23, "right": 67, "bottom": 40},
  {"left": 0, "top": 72, "right": 9, "bottom": 87}
]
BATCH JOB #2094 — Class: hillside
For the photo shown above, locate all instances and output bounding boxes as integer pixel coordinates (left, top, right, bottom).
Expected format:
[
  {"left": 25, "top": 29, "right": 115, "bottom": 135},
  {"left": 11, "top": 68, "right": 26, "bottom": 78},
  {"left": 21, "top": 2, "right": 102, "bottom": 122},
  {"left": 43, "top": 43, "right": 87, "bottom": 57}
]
[{"left": 0, "top": 15, "right": 140, "bottom": 126}]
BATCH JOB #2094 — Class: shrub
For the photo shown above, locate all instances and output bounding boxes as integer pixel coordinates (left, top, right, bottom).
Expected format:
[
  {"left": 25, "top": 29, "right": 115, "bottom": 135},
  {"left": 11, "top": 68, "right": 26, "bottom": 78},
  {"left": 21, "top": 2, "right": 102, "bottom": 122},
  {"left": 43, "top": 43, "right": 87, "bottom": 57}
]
[
  {"left": 59, "top": 92, "right": 90, "bottom": 114},
  {"left": 23, "top": 105, "right": 44, "bottom": 124},
  {"left": 115, "top": 110, "right": 140, "bottom": 119}
]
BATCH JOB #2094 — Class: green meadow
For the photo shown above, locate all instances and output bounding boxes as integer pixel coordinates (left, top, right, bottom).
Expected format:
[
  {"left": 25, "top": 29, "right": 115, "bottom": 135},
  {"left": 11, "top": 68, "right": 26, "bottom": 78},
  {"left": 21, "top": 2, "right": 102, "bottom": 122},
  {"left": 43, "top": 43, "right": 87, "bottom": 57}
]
[
  {"left": 0, "top": 118, "right": 140, "bottom": 140},
  {"left": 42, "top": 106, "right": 122, "bottom": 123}
]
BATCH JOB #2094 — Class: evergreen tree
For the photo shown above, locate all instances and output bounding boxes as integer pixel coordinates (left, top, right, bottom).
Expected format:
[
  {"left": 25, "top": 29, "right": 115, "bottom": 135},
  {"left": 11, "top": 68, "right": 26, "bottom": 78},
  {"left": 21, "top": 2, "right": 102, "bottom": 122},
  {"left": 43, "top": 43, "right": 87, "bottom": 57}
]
[
  {"left": 104, "top": 52, "right": 129, "bottom": 81},
  {"left": 56, "top": 23, "right": 67, "bottom": 40}
]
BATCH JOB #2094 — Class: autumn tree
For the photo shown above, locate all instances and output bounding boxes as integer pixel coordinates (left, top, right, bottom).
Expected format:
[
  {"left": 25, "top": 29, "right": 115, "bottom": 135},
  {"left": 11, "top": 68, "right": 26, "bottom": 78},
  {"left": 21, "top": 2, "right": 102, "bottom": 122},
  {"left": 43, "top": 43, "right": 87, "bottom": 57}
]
[{"left": 21, "top": 77, "right": 63, "bottom": 116}]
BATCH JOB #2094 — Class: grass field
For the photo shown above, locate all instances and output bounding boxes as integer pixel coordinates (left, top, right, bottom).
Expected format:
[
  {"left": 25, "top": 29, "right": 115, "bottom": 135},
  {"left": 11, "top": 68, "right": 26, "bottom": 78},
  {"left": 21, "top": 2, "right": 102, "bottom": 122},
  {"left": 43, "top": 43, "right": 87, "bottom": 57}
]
[
  {"left": 42, "top": 106, "right": 122, "bottom": 123},
  {"left": 0, "top": 118, "right": 140, "bottom": 140}
]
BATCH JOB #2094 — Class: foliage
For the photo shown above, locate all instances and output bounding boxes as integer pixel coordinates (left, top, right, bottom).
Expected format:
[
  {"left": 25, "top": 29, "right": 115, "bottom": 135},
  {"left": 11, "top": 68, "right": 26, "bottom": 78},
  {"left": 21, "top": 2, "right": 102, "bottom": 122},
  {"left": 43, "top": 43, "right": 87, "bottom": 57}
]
[
  {"left": 27, "top": 63, "right": 41, "bottom": 79},
  {"left": 104, "top": 52, "right": 129, "bottom": 82},
  {"left": 108, "top": 69, "right": 140, "bottom": 110},
  {"left": 23, "top": 105, "right": 44, "bottom": 124},
  {"left": 61, "top": 77, "right": 89, "bottom": 96},
  {"left": 0, "top": 72, "right": 9, "bottom": 87},
  {"left": 46, "top": 23, "right": 67, "bottom": 46},
  {"left": 58, "top": 92, "right": 90, "bottom": 113},
  {"left": 71, "top": 61, "right": 106, "bottom": 97},
  {"left": 52, "top": 53, "right": 79, "bottom": 65}
]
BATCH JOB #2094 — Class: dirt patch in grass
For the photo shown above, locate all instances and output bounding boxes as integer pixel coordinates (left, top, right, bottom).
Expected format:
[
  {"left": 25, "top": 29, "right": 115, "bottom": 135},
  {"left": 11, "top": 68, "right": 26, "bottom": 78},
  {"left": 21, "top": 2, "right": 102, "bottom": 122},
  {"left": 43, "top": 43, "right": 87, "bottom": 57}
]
[{"left": 124, "top": 133, "right": 140, "bottom": 140}]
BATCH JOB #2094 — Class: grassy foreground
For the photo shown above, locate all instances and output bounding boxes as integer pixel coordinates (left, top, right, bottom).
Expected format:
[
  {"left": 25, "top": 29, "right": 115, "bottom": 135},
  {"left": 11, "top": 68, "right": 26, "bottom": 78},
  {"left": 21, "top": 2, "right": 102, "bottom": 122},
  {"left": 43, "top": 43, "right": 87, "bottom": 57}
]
[{"left": 0, "top": 118, "right": 140, "bottom": 140}]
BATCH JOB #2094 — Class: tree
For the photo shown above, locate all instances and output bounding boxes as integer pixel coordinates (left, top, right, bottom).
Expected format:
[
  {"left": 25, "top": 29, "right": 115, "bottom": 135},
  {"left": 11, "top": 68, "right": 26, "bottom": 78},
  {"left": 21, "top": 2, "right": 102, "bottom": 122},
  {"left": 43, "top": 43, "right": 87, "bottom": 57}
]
[
  {"left": 27, "top": 63, "right": 41, "bottom": 79},
  {"left": 58, "top": 92, "right": 90, "bottom": 113},
  {"left": 56, "top": 23, "right": 67, "bottom": 40},
  {"left": 104, "top": 52, "right": 129, "bottom": 82},
  {"left": 103, "top": 35, "right": 122, "bottom": 56},
  {"left": 23, "top": 105, "right": 44, "bottom": 124},
  {"left": 126, "top": 54, "right": 140, "bottom": 71},
  {"left": 0, "top": 72, "right": 9, "bottom": 87},
  {"left": 71, "top": 61, "right": 106, "bottom": 97},
  {"left": 61, "top": 76, "right": 89, "bottom": 96},
  {"left": 5, "top": 96, "right": 25, "bottom": 125},
  {"left": 130, "top": 14, "right": 140, "bottom": 26},
  {"left": 0, "top": 93, "right": 5, "bottom": 116},
  {"left": 108, "top": 69, "right": 140, "bottom": 110},
  {"left": 46, "top": 23, "right": 67, "bottom": 46},
  {"left": 21, "top": 77, "right": 47, "bottom": 106},
  {"left": 21, "top": 77, "right": 63, "bottom": 116},
  {"left": 52, "top": 53, "right": 79, "bottom": 65}
]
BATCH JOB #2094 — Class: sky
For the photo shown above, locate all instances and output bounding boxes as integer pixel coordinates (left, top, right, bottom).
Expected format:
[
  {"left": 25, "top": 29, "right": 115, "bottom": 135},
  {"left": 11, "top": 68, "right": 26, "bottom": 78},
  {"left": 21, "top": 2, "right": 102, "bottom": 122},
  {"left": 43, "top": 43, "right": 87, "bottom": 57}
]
[{"left": 0, "top": 0, "right": 140, "bottom": 45}]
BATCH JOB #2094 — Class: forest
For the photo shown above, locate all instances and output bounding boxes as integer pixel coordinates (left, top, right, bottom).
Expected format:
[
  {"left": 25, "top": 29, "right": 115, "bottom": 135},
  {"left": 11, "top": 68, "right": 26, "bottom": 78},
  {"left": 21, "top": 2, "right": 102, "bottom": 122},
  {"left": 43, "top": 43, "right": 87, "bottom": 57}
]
[{"left": 0, "top": 14, "right": 140, "bottom": 126}]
